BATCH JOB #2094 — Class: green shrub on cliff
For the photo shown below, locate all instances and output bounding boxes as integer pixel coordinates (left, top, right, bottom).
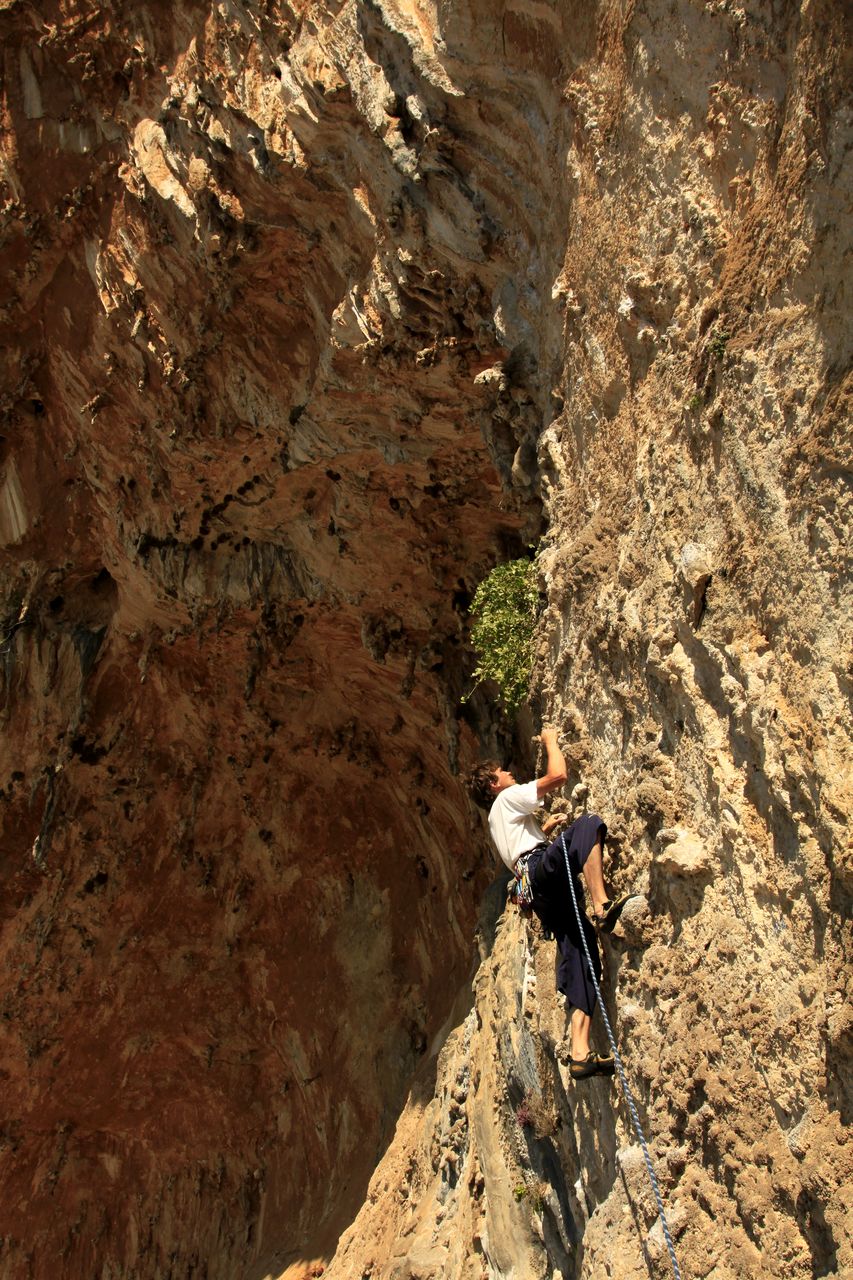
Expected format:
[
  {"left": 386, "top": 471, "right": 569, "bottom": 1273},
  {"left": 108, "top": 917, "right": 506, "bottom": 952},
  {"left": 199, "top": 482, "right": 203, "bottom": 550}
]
[{"left": 464, "top": 557, "right": 538, "bottom": 714}]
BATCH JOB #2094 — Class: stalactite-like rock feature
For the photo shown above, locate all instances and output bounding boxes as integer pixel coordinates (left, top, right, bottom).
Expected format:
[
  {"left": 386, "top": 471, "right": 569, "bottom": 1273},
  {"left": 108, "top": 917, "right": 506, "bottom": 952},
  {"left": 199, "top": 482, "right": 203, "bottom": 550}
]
[{"left": 1, "top": 2, "right": 850, "bottom": 1280}]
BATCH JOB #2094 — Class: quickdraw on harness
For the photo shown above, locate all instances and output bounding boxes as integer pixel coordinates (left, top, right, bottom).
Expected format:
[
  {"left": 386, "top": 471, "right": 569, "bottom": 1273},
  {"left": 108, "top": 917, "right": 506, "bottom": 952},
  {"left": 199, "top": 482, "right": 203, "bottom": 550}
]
[
  {"left": 510, "top": 847, "right": 555, "bottom": 938},
  {"left": 511, "top": 850, "right": 537, "bottom": 910}
]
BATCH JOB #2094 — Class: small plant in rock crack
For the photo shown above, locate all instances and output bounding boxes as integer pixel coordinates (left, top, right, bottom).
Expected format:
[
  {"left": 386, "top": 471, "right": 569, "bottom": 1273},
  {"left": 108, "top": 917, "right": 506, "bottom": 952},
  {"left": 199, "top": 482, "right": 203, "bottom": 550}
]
[
  {"left": 516, "top": 1089, "right": 557, "bottom": 1137},
  {"left": 515, "top": 1097, "right": 534, "bottom": 1128},
  {"left": 687, "top": 392, "right": 704, "bottom": 412},
  {"left": 463, "top": 556, "right": 539, "bottom": 715},
  {"left": 708, "top": 327, "right": 731, "bottom": 360},
  {"left": 513, "top": 1183, "right": 528, "bottom": 1202},
  {"left": 529, "top": 1179, "right": 550, "bottom": 1213}
]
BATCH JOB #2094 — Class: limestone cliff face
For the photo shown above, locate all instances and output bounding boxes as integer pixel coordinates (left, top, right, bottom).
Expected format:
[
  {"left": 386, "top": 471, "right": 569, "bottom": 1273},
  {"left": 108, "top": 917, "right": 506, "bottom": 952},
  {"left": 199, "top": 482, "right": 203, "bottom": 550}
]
[{"left": 0, "top": 2, "right": 849, "bottom": 1280}]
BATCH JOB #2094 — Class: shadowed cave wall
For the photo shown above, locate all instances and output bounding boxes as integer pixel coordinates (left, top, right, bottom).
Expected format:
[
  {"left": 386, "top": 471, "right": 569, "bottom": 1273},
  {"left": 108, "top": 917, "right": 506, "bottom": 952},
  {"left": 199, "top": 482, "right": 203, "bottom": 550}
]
[{"left": 0, "top": 0, "right": 572, "bottom": 1274}]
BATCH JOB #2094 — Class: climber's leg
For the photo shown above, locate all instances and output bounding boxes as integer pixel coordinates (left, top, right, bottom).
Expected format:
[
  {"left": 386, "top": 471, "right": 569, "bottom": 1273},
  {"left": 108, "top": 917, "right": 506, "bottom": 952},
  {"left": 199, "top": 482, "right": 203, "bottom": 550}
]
[
  {"left": 581, "top": 839, "right": 608, "bottom": 916},
  {"left": 571, "top": 1006, "right": 591, "bottom": 1059},
  {"left": 560, "top": 816, "right": 634, "bottom": 932}
]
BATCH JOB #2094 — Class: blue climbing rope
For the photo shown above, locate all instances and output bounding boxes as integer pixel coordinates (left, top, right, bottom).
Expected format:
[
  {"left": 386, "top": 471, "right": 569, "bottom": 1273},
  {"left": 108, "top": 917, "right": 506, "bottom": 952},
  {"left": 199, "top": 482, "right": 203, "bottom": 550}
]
[{"left": 561, "top": 832, "right": 683, "bottom": 1280}]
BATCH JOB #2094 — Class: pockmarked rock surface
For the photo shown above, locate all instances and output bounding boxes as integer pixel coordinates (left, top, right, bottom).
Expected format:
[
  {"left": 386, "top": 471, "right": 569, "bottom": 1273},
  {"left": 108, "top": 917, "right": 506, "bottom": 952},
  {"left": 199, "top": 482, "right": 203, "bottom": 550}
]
[{"left": 1, "top": 2, "right": 850, "bottom": 1279}]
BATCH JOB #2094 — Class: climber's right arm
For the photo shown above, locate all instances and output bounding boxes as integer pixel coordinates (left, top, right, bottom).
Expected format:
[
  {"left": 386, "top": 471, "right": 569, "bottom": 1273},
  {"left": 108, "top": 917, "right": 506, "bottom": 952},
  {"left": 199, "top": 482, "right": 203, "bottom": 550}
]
[{"left": 535, "top": 727, "right": 568, "bottom": 799}]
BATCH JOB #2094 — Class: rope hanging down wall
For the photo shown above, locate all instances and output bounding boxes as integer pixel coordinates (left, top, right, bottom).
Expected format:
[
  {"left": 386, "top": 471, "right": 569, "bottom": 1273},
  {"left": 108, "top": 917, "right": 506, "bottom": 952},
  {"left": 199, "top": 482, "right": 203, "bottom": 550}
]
[{"left": 561, "top": 831, "right": 683, "bottom": 1280}]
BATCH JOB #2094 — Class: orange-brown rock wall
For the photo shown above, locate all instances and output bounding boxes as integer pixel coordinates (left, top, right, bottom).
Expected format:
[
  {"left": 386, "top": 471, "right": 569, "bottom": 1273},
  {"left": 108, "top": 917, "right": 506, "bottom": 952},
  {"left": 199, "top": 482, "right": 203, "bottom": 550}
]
[{"left": 0, "top": 0, "right": 568, "bottom": 1274}]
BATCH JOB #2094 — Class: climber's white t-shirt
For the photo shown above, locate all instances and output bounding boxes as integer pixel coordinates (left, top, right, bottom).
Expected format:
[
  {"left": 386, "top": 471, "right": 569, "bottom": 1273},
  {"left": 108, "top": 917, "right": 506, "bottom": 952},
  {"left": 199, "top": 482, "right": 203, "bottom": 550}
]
[{"left": 488, "top": 781, "right": 545, "bottom": 872}]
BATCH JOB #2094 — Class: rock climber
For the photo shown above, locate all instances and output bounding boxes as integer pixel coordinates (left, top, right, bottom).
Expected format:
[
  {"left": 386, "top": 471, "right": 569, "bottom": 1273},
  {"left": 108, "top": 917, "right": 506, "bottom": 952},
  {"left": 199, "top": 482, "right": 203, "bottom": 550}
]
[{"left": 467, "top": 726, "right": 631, "bottom": 1081}]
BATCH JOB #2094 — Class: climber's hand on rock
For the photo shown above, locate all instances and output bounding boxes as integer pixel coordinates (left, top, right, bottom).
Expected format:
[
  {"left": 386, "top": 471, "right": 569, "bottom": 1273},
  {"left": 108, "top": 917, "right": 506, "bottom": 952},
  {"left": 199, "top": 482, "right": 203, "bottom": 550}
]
[{"left": 542, "top": 813, "right": 568, "bottom": 837}]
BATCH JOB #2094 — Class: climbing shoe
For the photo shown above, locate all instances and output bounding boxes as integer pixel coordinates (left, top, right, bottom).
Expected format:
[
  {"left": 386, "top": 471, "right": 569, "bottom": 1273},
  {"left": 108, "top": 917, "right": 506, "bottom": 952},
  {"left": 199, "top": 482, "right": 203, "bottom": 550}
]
[
  {"left": 594, "top": 894, "right": 634, "bottom": 934},
  {"left": 570, "top": 1052, "right": 615, "bottom": 1081}
]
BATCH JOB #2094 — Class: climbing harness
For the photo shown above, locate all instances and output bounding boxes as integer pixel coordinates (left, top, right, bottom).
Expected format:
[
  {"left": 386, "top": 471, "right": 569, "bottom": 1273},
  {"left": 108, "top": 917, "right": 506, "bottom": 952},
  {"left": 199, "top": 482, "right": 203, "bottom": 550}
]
[
  {"left": 511, "top": 849, "right": 555, "bottom": 936},
  {"left": 561, "top": 831, "right": 683, "bottom": 1280}
]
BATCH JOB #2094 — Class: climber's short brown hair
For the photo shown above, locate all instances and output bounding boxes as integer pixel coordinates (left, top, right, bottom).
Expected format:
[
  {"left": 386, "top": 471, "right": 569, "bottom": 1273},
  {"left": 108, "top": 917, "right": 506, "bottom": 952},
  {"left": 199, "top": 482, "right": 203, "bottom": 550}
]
[{"left": 466, "top": 760, "right": 500, "bottom": 811}]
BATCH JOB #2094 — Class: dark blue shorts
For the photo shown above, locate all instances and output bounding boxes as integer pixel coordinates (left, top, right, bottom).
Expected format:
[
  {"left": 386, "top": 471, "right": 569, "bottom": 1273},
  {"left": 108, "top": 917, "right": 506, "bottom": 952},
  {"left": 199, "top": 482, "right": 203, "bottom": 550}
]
[{"left": 527, "top": 813, "right": 606, "bottom": 1017}]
